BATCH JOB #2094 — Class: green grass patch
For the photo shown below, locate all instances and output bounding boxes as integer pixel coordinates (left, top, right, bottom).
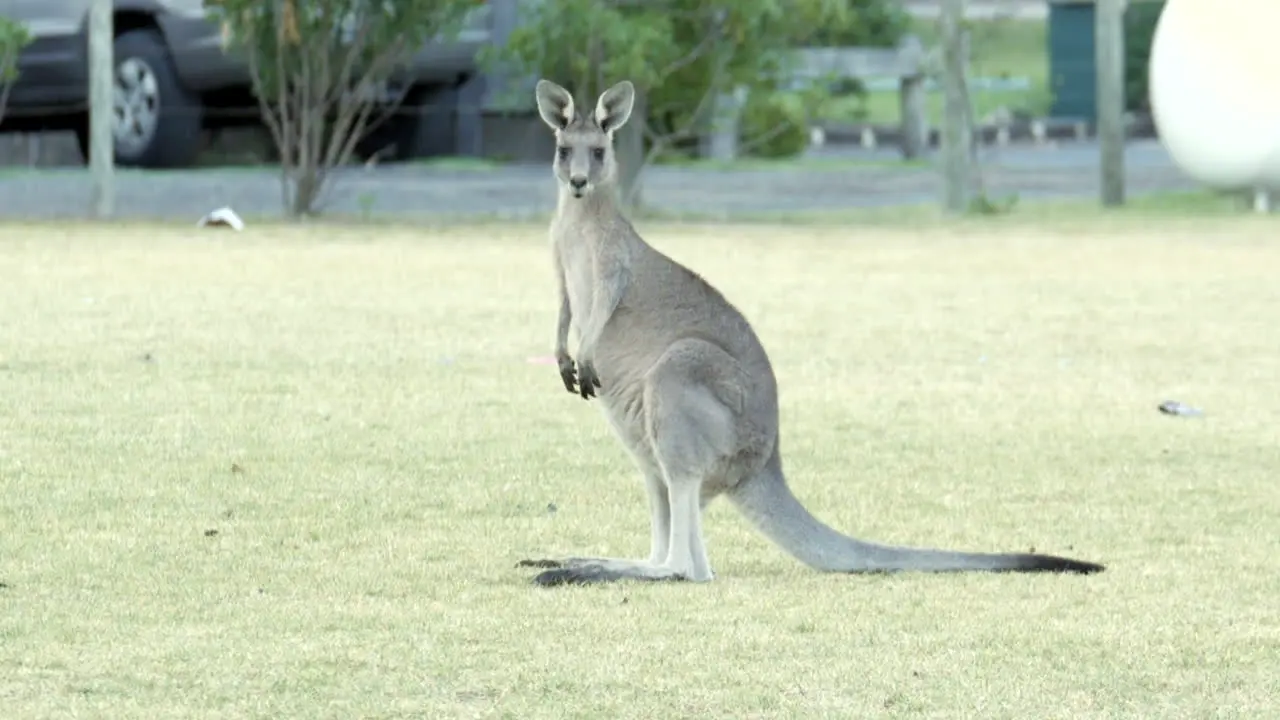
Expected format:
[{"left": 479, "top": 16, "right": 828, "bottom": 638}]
[
  {"left": 1, "top": 220, "right": 1278, "bottom": 716},
  {"left": 821, "top": 17, "right": 1052, "bottom": 126},
  {"left": 629, "top": 189, "right": 1265, "bottom": 227}
]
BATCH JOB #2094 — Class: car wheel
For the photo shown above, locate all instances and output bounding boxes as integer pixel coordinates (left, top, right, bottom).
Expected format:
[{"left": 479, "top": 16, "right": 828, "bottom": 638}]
[{"left": 76, "top": 28, "right": 204, "bottom": 168}]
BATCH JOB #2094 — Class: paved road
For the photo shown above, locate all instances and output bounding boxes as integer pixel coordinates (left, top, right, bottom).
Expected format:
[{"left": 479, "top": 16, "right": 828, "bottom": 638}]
[{"left": 0, "top": 140, "right": 1198, "bottom": 222}]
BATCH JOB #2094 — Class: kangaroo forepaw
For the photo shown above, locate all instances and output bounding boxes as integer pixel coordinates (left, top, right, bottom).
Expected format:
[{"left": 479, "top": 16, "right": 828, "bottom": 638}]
[
  {"left": 576, "top": 361, "right": 602, "bottom": 400},
  {"left": 556, "top": 356, "right": 578, "bottom": 394}
]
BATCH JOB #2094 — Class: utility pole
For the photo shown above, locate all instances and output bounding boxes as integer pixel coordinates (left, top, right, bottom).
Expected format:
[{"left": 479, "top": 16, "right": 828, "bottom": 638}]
[
  {"left": 939, "top": 0, "right": 971, "bottom": 214},
  {"left": 1096, "top": 0, "right": 1126, "bottom": 206},
  {"left": 88, "top": 0, "right": 114, "bottom": 218}
]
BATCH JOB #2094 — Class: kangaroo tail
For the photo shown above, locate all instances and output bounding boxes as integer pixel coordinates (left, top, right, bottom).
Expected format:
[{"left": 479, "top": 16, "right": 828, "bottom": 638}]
[{"left": 725, "top": 456, "right": 1105, "bottom": 575}]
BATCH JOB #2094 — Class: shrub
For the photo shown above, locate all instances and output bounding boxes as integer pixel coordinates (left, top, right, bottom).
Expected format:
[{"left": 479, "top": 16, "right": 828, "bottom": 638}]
[
  {"left": 792, "top": 0, "right": 910, "bottom": 48},
  {"left": 739, "top": 91, "right": 810, "bottom": 159},
  {"left": 487, "top": 0, "right": 851, "bottom": 169},
  {"left": 0, "top": 16, "right": 33, "bottom": 123},
  {"left": 206, "top": 0, "right": 474, "bottom": 218}
]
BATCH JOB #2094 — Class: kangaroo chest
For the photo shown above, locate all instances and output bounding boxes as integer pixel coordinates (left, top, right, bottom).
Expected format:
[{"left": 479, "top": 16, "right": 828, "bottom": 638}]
[{"left": 555, "top": 236, "right": 600, "bottom": 339}]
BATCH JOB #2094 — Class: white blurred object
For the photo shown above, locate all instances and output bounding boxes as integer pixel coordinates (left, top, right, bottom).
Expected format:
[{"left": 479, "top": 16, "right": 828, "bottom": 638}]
[
  {"left": 1149, "top": 0, "right": 1280, "bottom": 196},
  {"left": 197, "top": 206, "right": 245, "bottom": 231}
]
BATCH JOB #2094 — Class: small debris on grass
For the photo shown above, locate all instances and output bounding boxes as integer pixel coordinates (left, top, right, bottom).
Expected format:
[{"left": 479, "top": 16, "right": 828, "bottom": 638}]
[
  {"left": 139, "top": 352, "right": 154, "bottom": 363},
  {"left": 204, "top": 529, "right": 219, "bottom": 537},
  {"left": 545, "top": 502, "right": 558, "bottom": 515},
  {"left": 197, "top": 206, "right": 245, "bottom": 231},
  {"left": 0, "top": 581, "right": 10, "bottom": 589},
  {"left": 230, "top": 462, "right": 244, "bottom": 474},
  {"left": 1158, "top": 400, "right": 1204, "bottom": 417}
]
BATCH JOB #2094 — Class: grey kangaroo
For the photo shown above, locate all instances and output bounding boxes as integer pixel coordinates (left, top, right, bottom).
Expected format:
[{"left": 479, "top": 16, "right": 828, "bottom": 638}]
[{"left": 518, "top": 78, "right": 1105, "bottom": 586}]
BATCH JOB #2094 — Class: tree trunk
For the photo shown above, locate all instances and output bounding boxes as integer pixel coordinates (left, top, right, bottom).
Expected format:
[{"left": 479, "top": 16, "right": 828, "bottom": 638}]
[
  {"left": 617, "top": 89, "right": 645, "bottom": 211},
  {"left": 939, "top": 0, "right": 972, "bottom": 214}
]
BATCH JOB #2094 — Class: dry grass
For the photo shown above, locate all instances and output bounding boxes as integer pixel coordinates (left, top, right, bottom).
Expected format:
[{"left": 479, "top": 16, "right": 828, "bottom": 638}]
[{"left": 1, "top": 218, "right": 1278, "bottom": 719}]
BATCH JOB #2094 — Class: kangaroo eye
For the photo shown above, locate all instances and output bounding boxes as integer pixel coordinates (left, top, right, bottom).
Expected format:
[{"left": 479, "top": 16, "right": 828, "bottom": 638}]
[
  {"left": 557, "top": 146, "right": 570, "bottom": 160},
  {"left": 592, "top": 147, "right": 606, "bottom": 161}
]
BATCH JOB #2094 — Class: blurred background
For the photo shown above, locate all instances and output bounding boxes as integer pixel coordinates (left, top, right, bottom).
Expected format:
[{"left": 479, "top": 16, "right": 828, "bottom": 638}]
[{"left": 0, "top": 0, "right": 1189, "bottom": 220}]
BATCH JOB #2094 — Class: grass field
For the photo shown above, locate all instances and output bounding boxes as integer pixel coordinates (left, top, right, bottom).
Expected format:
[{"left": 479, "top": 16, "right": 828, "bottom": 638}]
[
  {"left": 2, "top": 217, "right": 1278, "bottom": 718},
  {"left": 822, "top": 17, "right": 1052, "bottom": 126}
]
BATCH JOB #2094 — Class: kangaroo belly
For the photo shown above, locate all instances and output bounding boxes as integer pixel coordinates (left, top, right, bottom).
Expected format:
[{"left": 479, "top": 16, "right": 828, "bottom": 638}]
[{"left": 559, "top": 244, "right": 596, "bottom": 341}]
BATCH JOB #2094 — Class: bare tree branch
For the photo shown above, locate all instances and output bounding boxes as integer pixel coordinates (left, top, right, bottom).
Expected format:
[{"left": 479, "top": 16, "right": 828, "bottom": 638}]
[
  {"left": 324, "top": 35, "right": 407, "bottom": 171},
  {"left": 222, "top": 0, "right": 480, "bottom": 217},
  {"left": 653, "top": 11, "right": 726, "bottom": 80},
  {"left": 735, "top": 113, "right": 795, "bottom": 156}
]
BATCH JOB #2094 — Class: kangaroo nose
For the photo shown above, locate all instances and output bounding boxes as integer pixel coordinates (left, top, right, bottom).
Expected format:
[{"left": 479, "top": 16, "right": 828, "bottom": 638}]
[{"left": 569, "top": 176, "right": 587, "bottom": 190}]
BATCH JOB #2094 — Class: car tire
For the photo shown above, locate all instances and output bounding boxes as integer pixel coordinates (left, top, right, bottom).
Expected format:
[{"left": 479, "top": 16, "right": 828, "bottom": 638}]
[
  {"left": 357, "top": 83, "right": 458, "bottom": 162},
  {"left": 76, "top": 28, "right": 204, "bottom": 169}
]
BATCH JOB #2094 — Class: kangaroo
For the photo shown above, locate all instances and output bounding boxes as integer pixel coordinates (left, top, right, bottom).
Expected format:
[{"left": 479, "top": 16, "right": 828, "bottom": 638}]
[{"left": 518, "top": 78, "right": 1105, "bottom": 586}]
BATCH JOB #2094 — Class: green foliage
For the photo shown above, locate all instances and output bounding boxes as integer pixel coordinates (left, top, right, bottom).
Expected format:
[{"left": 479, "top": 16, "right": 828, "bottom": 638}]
[
  {"left": 486, "top": 0, "right": 851, "bottom": 160},
  {"left": 0, "top": 15, "right": 31, "bottom": 123},
  {"left": 790, "top": 0, "right": 910, "bottom": 48},
  {"left": 207, "top": 0, "right": 470, "bottom": 98},
  {"left": 739, "top": 91, "right": 810, "bottom": 159},
  {"left": 204, "top": 0, "right": 474, "bottom": 217},
  {"left": 0, "top": 15, "right": 32, "bottom": 84},
  {"left": 1124, "top": 0, "right": 1164, "bottom": 113}
]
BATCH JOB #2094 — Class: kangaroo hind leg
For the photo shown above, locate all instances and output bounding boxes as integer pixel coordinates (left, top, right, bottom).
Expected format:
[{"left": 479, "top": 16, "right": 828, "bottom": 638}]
[
  {"left": 643, "top": 339, "right": 745, "bottom": 583},
  {"left": 518, "top": 447, "right": 673, "bottom": 584},
  {"left": 526, "top": 339, "right": 741, "bottom": 586}
]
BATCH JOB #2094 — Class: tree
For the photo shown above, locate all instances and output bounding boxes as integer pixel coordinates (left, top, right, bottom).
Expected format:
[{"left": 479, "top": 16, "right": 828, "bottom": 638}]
[
  {"left": 0, "top": 15, "right": 32, "bottom": 124},
  {"left": 486, "top": 0, "right": 853, "bottom": 206},
  {"left": 206, "top": 0, "right": 473, "bottom": 218},
  {"left": 793, "top": 0, "right": 910, "bottom": 48}
]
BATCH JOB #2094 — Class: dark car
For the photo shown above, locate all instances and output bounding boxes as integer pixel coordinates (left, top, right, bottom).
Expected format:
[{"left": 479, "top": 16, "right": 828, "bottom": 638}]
[{"left": 0, "top": 0, "right": 493, "bottom": 167}]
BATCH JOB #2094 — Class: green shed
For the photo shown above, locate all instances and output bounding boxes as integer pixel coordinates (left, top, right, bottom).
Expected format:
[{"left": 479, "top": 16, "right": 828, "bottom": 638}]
[{"left": 1047, "top": 0, "right": 1167, "bottom": 121}]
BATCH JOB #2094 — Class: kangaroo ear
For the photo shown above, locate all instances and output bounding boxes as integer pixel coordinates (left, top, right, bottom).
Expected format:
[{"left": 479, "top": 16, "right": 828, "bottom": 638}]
[
  {"left": 594, "top": 80, "right": 635, "bottom": 134},
  {"left": 535, "top": 79, "right": 576, "bottom": 131}
]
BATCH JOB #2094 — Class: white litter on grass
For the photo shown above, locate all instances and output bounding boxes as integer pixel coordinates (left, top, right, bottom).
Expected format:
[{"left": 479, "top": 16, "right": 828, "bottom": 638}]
[{"left": 197, "top": 207, "right": 245, "bottom": 231}]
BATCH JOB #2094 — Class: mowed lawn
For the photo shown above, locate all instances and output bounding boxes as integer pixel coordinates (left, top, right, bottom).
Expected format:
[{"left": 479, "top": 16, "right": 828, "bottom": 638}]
[{"left": 1, "top": 219, "right": 1277, "bottom": 718}]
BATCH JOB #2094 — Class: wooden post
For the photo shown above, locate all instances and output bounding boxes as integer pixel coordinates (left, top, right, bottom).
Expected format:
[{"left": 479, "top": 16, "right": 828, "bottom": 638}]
[
  {"left": 898, "top": 35, "right": 927, "bottom": 160},
  {"left": 939, "top": 0, "right": 971, "bottom": 213},
  {"left": 1096, "top": 0, "right": 1126, "bottom": 206},
  {"left": 88, "top": 0, "right": 114, "bottom": 218},
  {"left": 899, "top": 75, "right": 927, "bottom": 159},
  {"left": 1253, "top": 188, "right": 1272, "bottom": 214}
]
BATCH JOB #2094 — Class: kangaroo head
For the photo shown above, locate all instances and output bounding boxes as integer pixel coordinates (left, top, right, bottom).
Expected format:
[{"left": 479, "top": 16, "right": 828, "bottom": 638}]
[{"left": 534, "top": 79, "right": 635, "bottom": 200}]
